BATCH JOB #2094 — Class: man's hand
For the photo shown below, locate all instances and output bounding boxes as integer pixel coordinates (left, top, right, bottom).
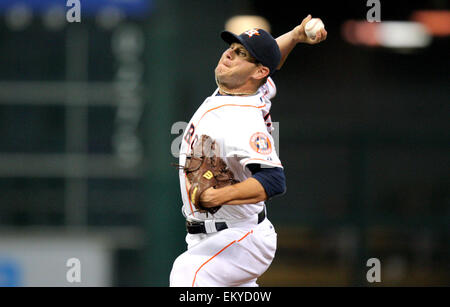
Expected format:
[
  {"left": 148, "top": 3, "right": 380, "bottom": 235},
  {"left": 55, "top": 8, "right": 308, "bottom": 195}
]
[
  {"left": 276, "top": 14, "right": 328, "bottom": 69},
  {"left": 198, "top": 187, "right": 219, "bottom": 208},
  {"left": 185, "top": 176, "right": 220, "bottom": 207},
  {"left": 291, "top": 15, "right": 327, "bottom": 45}
]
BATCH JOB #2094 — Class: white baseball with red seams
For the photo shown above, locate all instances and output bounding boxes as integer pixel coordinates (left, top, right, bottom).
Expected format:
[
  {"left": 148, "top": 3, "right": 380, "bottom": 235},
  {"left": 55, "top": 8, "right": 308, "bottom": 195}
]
[
  {"left": 169, "top": 78, "right": 280, "bottom": 287},
  {"left": 305, "top": 18, "right": 325, "bottom": 39}
]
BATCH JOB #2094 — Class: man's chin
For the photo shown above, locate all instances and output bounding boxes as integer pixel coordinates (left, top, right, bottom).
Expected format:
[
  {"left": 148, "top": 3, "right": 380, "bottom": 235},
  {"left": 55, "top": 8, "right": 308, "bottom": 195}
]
[
  {"left": 214, "top": 71, "right": 224, "bottom": 84},
  {"left": 215, "top": 69, "right": 233, "bottom": 88},
  {"left": 215, "top": 65, "right": 224, "bottom": 75}
]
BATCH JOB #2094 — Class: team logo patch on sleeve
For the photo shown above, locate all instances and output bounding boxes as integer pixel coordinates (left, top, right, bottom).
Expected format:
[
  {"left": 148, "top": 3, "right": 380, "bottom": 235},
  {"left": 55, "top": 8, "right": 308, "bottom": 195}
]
[{"left": 250, "top": 132, "right": 272, "bottom": 155}]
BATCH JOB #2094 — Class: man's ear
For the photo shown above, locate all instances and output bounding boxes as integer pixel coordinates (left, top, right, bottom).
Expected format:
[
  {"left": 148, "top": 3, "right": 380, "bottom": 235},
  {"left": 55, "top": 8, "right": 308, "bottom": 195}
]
[{"left": 253, "top": 65, "right": 270, "bottom": 81}]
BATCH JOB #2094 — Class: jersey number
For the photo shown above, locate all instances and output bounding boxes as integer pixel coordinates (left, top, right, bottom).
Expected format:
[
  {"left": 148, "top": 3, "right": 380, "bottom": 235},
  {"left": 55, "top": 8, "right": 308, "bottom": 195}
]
[
  {"left": 184, "top": 124, "right": 195, "bottom": 144},
  {"left": 184, "top": 123, "right": 198, "bottom": 150}
]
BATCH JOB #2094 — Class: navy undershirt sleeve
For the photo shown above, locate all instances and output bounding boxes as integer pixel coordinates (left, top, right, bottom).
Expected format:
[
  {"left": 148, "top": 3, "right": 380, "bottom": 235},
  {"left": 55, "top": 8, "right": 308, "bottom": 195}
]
[{"left": 246, "top": 164, "right": 287, "bottom": 200}]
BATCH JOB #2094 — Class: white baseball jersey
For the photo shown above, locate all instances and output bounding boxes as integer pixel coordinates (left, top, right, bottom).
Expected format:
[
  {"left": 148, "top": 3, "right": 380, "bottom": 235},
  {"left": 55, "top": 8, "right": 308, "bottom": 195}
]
[
  {"left": 178, "top": 77, "right": 282, "bottom": 221},
  {"left": 170, "top": 78, "right": 280, "bottom": 287}
]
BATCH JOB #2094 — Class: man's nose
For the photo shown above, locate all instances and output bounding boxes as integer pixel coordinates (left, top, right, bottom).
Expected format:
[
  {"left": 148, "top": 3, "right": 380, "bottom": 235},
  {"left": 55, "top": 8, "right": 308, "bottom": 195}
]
[{"left": 225, "top": 48, "right": 234, "bottom": 59}]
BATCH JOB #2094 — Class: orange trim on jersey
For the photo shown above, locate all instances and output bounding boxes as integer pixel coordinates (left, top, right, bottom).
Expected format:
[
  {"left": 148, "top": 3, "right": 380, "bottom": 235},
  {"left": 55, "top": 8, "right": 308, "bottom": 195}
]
[
  {"left": 193, "top": 103, "right": 266, "bottom": 129},
  {"left": 192, "top": 230, "right": 253, "bottom": 287},
  {"left": 238, "top": 230, "right": 254, "bottom": 242},
  {"left": 267, "top": 78, "right": 274, "bottom": 88}
]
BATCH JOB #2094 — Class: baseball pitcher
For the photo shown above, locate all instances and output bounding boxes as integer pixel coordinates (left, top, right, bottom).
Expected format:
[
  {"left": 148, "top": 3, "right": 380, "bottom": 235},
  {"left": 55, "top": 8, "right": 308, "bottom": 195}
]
[{"left": 170, "top": 15, "right": 327, "bottom": 287}]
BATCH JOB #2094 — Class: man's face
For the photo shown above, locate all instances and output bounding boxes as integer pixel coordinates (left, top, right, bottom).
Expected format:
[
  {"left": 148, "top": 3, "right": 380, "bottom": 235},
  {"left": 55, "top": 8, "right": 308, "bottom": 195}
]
[{"left": 215, "top": 43, "right": 260, "bottom": 88}]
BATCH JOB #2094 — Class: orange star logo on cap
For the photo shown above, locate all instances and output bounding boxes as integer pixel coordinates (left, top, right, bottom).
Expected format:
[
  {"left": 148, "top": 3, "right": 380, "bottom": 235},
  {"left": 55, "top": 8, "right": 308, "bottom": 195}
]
[{"left": 244, "top": 29, "right": 260, "bottom": 38}]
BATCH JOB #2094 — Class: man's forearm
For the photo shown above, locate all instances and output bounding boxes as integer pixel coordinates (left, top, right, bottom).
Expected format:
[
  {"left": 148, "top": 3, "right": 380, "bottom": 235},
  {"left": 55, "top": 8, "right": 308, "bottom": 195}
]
[
  {"left": 200, "top": 178, "right": 267, "bottom": 207},
  {"left": 276, "top": 30, "right": 299, "bottom": 70}
]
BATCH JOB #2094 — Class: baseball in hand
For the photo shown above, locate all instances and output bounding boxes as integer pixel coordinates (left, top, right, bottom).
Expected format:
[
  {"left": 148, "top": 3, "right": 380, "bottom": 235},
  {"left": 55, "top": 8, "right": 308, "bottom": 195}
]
[{"left": 305, "top": 18, "right": 325, "bottom": 39}]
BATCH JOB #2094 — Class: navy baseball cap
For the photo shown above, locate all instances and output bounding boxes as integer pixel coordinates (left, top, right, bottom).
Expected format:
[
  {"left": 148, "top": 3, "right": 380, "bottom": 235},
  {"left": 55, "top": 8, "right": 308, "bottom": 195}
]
[{"left": 220, "top": 28, "right": 281, "bottom": 76}]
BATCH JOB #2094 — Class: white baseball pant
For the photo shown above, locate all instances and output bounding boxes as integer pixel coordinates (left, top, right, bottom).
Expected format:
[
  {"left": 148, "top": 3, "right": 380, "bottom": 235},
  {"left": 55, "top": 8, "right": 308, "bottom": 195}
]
[{"left": 170, "top": 218, "right": 277, "bottom": 287}]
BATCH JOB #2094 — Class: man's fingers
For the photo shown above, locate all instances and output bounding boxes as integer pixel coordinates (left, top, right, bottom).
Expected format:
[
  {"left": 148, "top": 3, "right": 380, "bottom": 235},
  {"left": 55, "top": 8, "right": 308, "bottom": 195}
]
[
  {"left": 311, "top": 28, "right": 327, "bottom": 43},
  {"left": 302, "top": 14, "right": 312, "bottom": 26},
  {"left": 316, "top": 31, "right": 322, "bottom": 40},
  {"left": 319, "top": 29, "right": 327, "bottom": 41}
]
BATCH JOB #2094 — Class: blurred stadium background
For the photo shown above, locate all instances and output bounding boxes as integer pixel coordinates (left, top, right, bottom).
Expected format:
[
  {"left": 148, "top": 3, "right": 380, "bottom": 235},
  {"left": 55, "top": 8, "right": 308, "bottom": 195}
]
[{"left": 0, "top": 0, "right": 448, "bottom": 286}]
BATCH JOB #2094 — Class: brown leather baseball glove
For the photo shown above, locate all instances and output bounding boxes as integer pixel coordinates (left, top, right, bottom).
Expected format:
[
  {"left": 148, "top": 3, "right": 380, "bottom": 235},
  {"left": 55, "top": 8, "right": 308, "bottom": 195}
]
[{"left": 181, "top": 135, "right": 239, "bottom": 214}]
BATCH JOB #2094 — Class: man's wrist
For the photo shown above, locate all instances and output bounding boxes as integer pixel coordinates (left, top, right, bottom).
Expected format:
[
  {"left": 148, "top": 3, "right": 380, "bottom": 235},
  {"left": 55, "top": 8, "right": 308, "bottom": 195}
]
[
  {"left": 201, "top": 186, "right": 232, "bottom": 207},
  {"left": 288, "top": 30, "right": 301, "bottom": 45}
]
